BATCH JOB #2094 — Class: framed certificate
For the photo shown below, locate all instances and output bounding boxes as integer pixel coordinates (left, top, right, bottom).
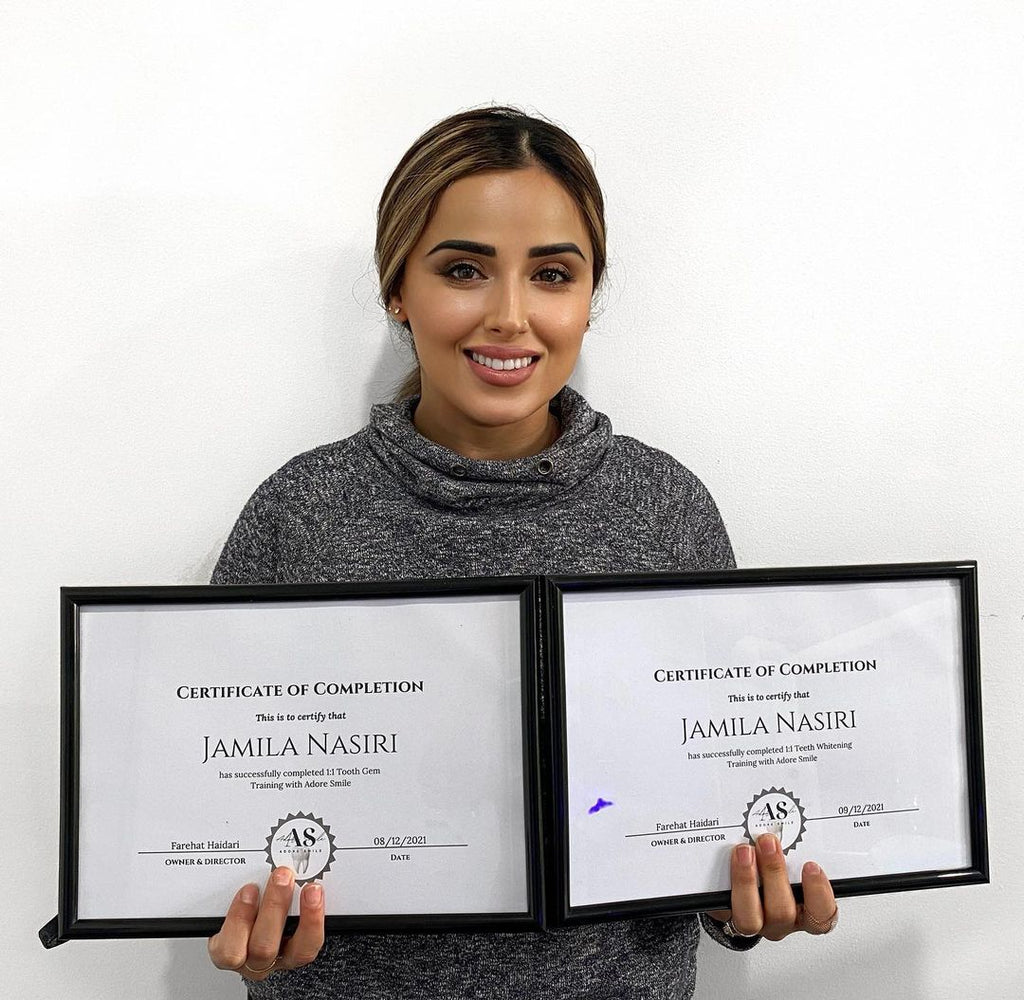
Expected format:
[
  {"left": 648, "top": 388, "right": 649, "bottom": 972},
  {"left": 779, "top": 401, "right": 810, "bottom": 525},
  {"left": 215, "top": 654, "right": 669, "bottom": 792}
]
[
  {"left": 546, "top": 562, "right": 987, "bottom": 924},
  {"left": 52, "top": 562, "right": 987, "bottom": 942},
  {"left": 58, "top": 578, "right": 544, "bottom": 940}
]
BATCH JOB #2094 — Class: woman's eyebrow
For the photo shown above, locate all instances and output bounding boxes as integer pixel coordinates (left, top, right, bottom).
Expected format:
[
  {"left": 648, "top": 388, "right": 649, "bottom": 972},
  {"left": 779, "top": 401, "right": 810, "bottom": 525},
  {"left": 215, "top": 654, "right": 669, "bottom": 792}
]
[
  {"left": 529, "top": 242, "right": 586, "bottom": 261},
  {"left": 426, "top": 239, "right": 587, "bottom": 261},
  {"left": 427, "top": 239, "right": 495, "bottom": 257}
]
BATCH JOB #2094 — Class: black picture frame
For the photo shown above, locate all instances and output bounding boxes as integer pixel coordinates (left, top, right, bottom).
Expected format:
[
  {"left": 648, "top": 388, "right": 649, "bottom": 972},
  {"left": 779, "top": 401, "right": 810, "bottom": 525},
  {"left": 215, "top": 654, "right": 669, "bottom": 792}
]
[
  {"left": 544, "top": 561, "right": 987, "bottom": 925},
  {"left": 57, "top": 577, "right": 545, "bottom": 941}
]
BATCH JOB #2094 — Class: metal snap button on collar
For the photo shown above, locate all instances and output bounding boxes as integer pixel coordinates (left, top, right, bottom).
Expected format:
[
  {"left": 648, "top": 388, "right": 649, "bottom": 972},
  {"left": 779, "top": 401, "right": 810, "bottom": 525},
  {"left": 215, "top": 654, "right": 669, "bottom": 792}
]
[
  {"left": 451, "top": 464, "right": 467, "bottom": 478},
  {"left": 536, "top": 459, "right": 554, "bottom": 476}
]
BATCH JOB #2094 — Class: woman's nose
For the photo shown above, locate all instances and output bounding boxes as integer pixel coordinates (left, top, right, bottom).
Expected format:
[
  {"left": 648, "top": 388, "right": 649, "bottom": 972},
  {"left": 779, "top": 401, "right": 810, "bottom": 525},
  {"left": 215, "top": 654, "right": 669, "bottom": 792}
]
[{"left": 484, "top": 278, "right": 529, "bottom": 336}]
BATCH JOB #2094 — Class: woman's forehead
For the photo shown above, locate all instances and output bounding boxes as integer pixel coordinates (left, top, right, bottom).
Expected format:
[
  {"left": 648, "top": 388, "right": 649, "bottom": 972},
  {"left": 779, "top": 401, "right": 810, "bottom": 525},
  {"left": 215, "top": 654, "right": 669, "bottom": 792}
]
[{"left": 422, "top": 167, "right": 589, "bottom": 249}]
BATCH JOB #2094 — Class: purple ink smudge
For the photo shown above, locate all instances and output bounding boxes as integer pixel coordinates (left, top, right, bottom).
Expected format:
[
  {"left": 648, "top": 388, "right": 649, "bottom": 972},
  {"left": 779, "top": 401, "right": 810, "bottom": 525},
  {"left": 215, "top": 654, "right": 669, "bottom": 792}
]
[{"left": 588, "top": 798, "right": 614, "bottom": 814}]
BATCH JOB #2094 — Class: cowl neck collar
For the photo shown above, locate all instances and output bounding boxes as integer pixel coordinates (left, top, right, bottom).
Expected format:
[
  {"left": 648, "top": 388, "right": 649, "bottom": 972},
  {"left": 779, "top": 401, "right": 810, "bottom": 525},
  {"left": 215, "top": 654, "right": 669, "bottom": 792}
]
[{"left": 364, "top": 386, "right": 612, "bottom": 511}]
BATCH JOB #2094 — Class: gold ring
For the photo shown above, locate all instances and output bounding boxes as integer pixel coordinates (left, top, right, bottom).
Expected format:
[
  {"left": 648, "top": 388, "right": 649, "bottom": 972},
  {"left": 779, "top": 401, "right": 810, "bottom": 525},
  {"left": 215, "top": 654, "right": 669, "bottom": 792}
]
[
  {"left": 803, "top": 905, "right": 839, "bottom": 934},
  {"left": 242, "top": 956, "right": 280, "bottom": 975}
]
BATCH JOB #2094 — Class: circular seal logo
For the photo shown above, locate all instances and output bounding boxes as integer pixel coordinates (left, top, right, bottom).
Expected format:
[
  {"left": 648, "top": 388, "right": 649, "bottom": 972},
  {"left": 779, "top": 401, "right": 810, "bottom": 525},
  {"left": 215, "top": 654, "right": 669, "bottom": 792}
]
[
  {"left": 265, "top": 813, "right": 337, "bottom": 884},
  {"left": 742, "top": 787, "right": 806, "bottom": 854}
]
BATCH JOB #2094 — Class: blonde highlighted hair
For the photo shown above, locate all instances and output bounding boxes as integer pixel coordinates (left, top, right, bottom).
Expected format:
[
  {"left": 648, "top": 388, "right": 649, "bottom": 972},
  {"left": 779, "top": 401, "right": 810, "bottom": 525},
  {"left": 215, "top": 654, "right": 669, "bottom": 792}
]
[{"left": 375, "top": 106, "right": 607, "bottom": 400}]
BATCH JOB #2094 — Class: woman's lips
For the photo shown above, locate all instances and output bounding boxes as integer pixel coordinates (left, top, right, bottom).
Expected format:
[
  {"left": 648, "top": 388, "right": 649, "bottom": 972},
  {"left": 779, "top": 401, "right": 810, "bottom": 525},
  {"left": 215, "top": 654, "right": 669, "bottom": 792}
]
[{"left": 464, "top": 348, "right": 540, "bottom": 386}]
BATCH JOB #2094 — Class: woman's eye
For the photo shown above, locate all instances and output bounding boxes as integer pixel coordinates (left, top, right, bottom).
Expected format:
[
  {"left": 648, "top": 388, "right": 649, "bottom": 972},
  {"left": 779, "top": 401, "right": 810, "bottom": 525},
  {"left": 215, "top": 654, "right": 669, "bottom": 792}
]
[
  {"left": 442, "top": 262, "right": 482, "bottom": 281},
  {"left": 441, "top": 262, "right": 573, "bottom": 284}
]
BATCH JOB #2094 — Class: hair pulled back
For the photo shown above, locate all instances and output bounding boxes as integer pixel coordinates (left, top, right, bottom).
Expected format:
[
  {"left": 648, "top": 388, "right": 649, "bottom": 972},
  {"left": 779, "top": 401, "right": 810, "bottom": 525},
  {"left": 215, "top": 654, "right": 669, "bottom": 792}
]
[{"left": 375, "top": 106, "right": 607, "bottom": 400}]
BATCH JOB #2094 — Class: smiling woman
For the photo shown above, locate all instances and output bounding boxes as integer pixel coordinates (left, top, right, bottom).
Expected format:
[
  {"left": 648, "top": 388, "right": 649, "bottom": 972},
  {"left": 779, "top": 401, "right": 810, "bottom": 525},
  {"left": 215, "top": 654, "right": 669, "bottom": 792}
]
[
  {"left": 375, "top": 107, "right": 605, "bottom": 458},
  {"left": 393, "top": 167, "right": 593, "bottom": 458},
  {"left": 206, "top": 106, "right": 838, "bottom": 1000}
]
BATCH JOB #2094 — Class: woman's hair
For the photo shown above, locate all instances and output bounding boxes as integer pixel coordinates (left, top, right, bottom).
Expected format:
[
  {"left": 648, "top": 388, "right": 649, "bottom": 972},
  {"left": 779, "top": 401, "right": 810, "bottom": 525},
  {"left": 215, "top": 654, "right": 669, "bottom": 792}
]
[{"left": 375, "top": 106, "right": 607, "bottom": 400}]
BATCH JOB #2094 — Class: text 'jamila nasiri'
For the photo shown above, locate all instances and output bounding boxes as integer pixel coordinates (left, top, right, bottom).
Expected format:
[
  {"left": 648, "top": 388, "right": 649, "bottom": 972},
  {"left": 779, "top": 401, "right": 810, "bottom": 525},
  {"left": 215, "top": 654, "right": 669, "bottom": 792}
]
[
  {"left": 680, "top": 709, "right": 858, "bottom": 745},
  {"left": 202, "top": 731, "right": 399, "bottom": 764}
]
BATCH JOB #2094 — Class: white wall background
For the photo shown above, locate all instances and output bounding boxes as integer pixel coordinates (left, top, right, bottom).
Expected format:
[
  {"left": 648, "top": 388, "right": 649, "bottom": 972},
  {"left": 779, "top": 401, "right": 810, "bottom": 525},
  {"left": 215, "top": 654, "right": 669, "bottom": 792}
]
[{"left": 3, "top": 2, "right": 1021, "bottom": 997}]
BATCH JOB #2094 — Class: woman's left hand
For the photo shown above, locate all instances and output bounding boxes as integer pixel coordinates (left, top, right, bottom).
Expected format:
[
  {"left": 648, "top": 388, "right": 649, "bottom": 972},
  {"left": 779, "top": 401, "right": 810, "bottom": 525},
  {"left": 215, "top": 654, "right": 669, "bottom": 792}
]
[{"left": 707, "top": 833, "right": 838, "bottom": 941}]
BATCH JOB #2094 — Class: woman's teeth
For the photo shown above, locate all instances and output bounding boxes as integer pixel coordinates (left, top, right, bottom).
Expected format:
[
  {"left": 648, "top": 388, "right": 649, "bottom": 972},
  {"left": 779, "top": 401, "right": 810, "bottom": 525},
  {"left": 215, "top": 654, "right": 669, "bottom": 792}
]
[{"left": 470, "top": 352, "right": 535, "bottom": 371}]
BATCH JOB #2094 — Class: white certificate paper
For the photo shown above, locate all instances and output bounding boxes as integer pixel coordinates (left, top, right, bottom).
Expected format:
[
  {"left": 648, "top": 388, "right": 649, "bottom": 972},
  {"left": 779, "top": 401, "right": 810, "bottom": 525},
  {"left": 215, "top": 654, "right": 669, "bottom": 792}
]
[
  {"left": 74, "top": 592, "right": 529, "bottom": 922},
  {"left": 560, "top": 578, "right": 973, "bottom": 909}
]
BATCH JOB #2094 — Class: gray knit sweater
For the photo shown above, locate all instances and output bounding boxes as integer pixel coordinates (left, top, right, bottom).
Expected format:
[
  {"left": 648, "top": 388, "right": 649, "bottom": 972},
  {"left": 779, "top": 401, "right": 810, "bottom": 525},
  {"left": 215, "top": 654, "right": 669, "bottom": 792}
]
[{"left": 213, "top": 386, "right": 752, "bottom": 1000}]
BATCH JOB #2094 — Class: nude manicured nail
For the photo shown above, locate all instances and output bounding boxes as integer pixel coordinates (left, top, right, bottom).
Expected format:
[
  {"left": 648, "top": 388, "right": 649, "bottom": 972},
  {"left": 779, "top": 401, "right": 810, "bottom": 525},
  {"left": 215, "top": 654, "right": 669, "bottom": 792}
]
[
  {"left": 737, "top": 845, "right": 755, "bottom": 866},
  {"left": 273, "top": 867, "right": 294, "bottom": 886},
  {"left": 803, "top": 861, "right": 823, "bottom": 877},
  {"left": 757, "top": 833, "right": 779, "bottom": 855},
  {"left": 303, "top": 882, "right": 323, "bottom": 905},
  {"left": 239, "top": 884, "right": 258, "bottom": 905}
]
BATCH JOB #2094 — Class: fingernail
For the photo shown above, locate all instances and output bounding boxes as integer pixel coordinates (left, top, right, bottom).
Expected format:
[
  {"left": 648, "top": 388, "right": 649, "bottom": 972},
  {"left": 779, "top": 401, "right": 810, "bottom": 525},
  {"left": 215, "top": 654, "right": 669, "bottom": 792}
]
[
  {"left": 803, "top": 861, "right": 823, "bottom": 877},
  {"left": 757, "top": 833, "right": 779, "bottom": 855},
  {"left": 302, "top": 882, "right": 323, "bottom": 905},
  {"left": 239, "top": 884, "right": 258, "bottom": 905},
  {"left": 273, "top": 867, "right": 294, "bottom": 886},
  {"left": 737, "top": 845, "right": 755, "bottom": 866}
]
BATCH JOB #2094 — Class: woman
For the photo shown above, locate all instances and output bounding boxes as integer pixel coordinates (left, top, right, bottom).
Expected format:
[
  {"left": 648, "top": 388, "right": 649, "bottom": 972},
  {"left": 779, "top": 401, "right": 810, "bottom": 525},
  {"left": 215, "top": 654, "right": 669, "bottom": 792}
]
[{"left": 207, "top": 106, "right": 838, "bottom": 999}]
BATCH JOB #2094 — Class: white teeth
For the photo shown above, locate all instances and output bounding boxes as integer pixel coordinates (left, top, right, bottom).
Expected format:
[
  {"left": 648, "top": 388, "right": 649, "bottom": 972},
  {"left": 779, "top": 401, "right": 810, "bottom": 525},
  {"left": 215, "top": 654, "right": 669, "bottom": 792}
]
[{"left": 471, "top": 351, "right": 535, "bottom": 370}]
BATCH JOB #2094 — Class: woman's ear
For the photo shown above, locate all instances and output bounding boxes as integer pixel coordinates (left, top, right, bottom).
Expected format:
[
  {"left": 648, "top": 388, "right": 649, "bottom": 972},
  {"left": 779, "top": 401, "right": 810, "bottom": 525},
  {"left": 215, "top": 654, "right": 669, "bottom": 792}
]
[{"left": 388, "top": 297, "right": 404, "bottom": 320}]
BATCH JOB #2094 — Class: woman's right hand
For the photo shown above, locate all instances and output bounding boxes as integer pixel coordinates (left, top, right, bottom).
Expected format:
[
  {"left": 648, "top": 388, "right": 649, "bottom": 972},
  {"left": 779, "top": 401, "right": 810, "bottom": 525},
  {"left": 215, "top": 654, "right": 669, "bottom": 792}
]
[{"left": 208, "top": 867, "right": 325, "bottom": 982}]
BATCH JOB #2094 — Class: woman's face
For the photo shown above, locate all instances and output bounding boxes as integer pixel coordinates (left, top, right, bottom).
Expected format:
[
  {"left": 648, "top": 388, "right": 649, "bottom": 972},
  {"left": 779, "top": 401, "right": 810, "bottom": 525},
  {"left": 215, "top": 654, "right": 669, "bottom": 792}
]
[{"left": 392, "top": 166, "right": 594, "bottom": 459}]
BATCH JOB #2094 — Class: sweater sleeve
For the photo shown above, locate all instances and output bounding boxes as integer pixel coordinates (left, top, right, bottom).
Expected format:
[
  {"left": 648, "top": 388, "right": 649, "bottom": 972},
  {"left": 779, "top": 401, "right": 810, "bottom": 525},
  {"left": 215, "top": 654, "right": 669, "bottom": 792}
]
[
  {"left": 658, "top": 464, "right": 736, "bottom": 572},
  {"left": 699, "top": 911, "right": 761, "bottom": 952},
  {"left": 210, "top": 478, "right": 283, "bottom": 585},
  {"left": 687, "top": 473, "right": 736, "bottom": 571}
]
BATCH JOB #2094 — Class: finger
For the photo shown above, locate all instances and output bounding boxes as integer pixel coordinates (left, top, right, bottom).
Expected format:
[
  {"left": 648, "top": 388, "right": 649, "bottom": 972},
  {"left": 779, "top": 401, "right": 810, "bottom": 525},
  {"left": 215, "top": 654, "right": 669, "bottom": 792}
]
[
  {"left": 725, "top": 842, "right": 763, "bottom": 936},
  {"left": 798, "top": 861, "right": 837, "bottom": 935},
  {"left": 756, "top": 834, "right": 798, "bottom": 940},
  {"left": 244, "top": 867, "right": 297, "bottom": 977},
  {"left": 208, "top": 883, "right": 260, "bottom": 971},
  {"left": 279, "top": 881, "right": 326, "bottom": 969}
]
